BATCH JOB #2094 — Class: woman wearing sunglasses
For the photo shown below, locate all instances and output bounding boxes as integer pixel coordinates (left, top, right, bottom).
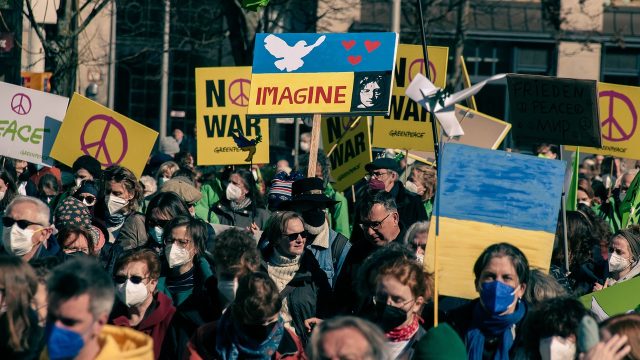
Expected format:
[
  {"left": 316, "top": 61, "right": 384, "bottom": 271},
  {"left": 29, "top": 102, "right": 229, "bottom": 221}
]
[
  {"left": 108, "top": 248, "right": 175, "bottom": 360},
  {"left": 260, "top": 211, "right": 332, "bottom": 346}
]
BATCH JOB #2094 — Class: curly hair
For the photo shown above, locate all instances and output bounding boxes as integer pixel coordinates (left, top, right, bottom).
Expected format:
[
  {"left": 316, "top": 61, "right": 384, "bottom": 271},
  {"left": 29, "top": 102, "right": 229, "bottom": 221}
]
[
  {"left": 213, "top": 227, "right": 261, "bottom": 278},
  {"left": 231, "top": 272, "right": 282, "bottom": 325}
]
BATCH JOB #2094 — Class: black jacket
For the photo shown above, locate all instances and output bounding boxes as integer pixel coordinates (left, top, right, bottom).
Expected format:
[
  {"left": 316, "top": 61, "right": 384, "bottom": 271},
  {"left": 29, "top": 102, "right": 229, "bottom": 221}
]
[{"left": 213, "top": 202, "right": 270, "bottom": 230}]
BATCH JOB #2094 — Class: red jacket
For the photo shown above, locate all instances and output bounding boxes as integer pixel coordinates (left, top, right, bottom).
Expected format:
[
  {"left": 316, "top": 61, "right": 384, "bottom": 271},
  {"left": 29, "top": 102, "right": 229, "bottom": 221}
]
[
  {"left": 110, "top": 291, "right": 177, "bottom": 359},
  {"left": 185, "top": 321, "right": 307, "bottom": 360}
]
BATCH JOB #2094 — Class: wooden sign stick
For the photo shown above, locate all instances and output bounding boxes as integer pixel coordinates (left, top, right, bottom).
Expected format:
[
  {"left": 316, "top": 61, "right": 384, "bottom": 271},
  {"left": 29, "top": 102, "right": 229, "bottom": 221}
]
[{"left": 307, "top": 114, "right": 322, "bottom": 178}]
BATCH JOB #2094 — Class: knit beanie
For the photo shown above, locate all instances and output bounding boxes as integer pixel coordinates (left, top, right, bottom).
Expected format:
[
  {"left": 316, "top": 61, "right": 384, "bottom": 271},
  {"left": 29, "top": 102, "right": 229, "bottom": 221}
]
[
  {"left": 72, "top": 155, "right": 102, "bottom": 179},
  {"left": 268, "top": 171, "right": 304, "bottom": 210},
  {"left": 74, "top": 180, "right": 98, "bottom": 198},
  {"left": 618, "top": 225, "right": 640, "bottom": 260},
  {"left": 159, "top": 136, "right": 180, "bottom": 156},
  {"left": 412, "top": 324, "right": 467, "bottom": 360},
  {"left": 54, "top": 196, "right": 92, "bottom": 230}
]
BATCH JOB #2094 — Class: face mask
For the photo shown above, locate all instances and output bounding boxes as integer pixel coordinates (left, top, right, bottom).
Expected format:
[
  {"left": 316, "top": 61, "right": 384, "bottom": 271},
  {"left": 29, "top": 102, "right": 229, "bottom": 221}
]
[
  {"left": 300, "top": 141, "right": 310, "bottom": 152},
  {"left": 106, "top": 195, "right": 129, "bottom": 215},
  {"left": 45, "top": 322, "right": 85, "bottom": 360},
  {"left": 539, "top": 336, "right": 577, "bottom": 360},
  {"left": 369, "top": 178, "right": 386, "bottom": 191},
  {"left": 165, "top": 244, "right": 192, "bottom": 268},
  {"left": 375, "top": 302, "right": 409, "bottom": 332},
  {"left": 217, "top": 278, "right": 239, "bottom": 304},
  {"left": 150, "top": 226, "right": 163, "bottom": 244},
  {"left": 0, "top": 191, "right": 5, "bottom": 201},
  {"left": 578, "top": 200, "right": 591, "bottom": 207},
  {"left": 75, "top": 178, "right": 83, "bottom": 187},
  {"left": 619, "top": 190, "right": 627, "bottom": 203},
  {"left": 608, "top": 252, "right": 632, "bottom": 273},
  {"left": 226, "top": 183, "right": 243, "bottom": 201},
  {"left": 480, "top": 281, "right": 517, "bottom": 315},
  {"left": 116, "top": 279, "right": 149, "bottom": 307},
  {"left": 302, "top": 209, "right": 326, "bottom": 228},
  {"left": 2, "top": 224, "right": 36, "bottom": 256}
]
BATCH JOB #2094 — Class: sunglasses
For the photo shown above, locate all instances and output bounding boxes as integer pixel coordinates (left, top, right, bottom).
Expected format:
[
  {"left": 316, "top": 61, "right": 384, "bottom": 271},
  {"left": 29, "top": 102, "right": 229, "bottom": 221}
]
[
  {"left": 78, "top": 195, "right": 96, "bottom": 204},
  {"left": 113, "top": 275, "right": 148, "bottom": 285},
  {"left": 2, "top": 216, "right": 45, "bottom": 229},
  {"left": 283, "top": 231, "right": 309, "bottom": 242}
]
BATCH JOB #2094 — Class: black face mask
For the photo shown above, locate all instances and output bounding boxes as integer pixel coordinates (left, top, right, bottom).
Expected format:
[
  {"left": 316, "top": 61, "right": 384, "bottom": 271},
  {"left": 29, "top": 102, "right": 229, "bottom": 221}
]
[
  {"left": 302, "top": 209, "right": 326, "bottom": 228},
  {"left": 240, "top": 321, "right": 278, "bottom": 342},
  {"left": 375, "top": 302, "right": 408, "bottom": 332},
  {"left": 64, "top": 251, "right": 88, "bottom": 259}
]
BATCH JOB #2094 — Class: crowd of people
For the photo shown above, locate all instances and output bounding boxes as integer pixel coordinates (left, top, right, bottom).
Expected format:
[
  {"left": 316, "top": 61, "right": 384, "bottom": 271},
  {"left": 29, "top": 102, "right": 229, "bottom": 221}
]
[{"left": 0, "top": 132, "right": 639, "bottom": 360}]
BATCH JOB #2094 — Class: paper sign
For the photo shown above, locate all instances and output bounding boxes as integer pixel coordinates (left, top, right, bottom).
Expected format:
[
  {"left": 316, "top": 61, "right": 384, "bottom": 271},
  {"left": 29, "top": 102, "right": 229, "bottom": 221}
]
[
  {"left": 372, "top": 45, "right": 448, "bottom": 152},
  {"left": 425, "top": 143, "right": 565, "bottom": 299},
  {"left": 580, "top": 277, "right": 640, "bottom": 321},
  {"left": 507, "top": 74, "right": 600, "bottom": 147},
  {"left": 0, "top": 81, "right": 69, "bottom": 166},
  {"left": 248, "top": 32, "right": 398, "bottom": 116},
  {"left": 321, "top": 116, "right": 372, "bottom": 191},
  {"left": 50, "top": 93, "right": 158, "bottom": 178},
  {"left": 195, "top": 67, "right": 269, "bottom": 165},
  {"left": 566, "top": 82, "right": 640, "bottom": 160}
]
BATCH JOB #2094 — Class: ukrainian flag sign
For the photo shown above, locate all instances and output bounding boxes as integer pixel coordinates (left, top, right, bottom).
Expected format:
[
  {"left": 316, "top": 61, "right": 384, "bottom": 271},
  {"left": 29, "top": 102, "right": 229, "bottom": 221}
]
[{"left": 248, "top": 32, "right": 398, "bottom": 116}]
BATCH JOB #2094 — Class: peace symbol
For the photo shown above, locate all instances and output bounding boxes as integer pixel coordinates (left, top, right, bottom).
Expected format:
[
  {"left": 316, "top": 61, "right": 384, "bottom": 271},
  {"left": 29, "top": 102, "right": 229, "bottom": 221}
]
[
  {"left": 408, "top": 59, "right": 437, "bottom": 84},
  {"left": 11, "top": 93, "right": 32, "bottom": 115},
  {"left": 79, "top": 114, "right": 129, "bottom": 167},
  {"left": 599, "top": 90, "right": 637, "bottom": 142},
  {"left": 228, "top": 78, "right": 251, "bottom": 107}
]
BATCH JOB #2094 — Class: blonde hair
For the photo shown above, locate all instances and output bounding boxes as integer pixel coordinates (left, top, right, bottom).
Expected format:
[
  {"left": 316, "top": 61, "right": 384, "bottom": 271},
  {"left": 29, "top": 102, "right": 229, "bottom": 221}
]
[{"left": 0, "top": 256, "right": 38, "bottom": 352}]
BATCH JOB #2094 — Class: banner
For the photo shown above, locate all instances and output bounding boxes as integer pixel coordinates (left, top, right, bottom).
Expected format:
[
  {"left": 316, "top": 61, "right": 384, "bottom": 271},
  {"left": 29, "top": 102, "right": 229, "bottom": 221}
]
[
  {"left": 580, "top": 277, "right": 640, "bottom": 321},
  {"left": 372, "top": 45, "right": 448, "bottom": 152},
  {"left": 425, "top": 143, "right": 565, "bottom": 299},
  {"left": 50, "top": 93, "right": 158, "bottom": 178},
  {"left": 0, "top": 81, "right": 68, "bottom": 166},
  {"left": 248, "top": 32, "right": 398, "bottom": 116},
  {"left": 507, "top": 74, "right": 600, "bottom": 147},
  {"left": 566, "top": 82, "right": 640, "bottom": 160},
  {"left": 195, "top": 67, "right": 269, "bottom": 165},
  {"left": 321, "top": 116, "right": 372, "bottom": 191}
]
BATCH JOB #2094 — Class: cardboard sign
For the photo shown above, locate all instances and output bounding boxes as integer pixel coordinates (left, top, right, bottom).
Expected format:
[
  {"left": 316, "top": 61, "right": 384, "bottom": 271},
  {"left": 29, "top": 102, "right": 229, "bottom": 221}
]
[
  {"left": 580, "top": 277, "right": 640, "bottom": 321},
  {"left": 50, "top": 94, "right": 158, "bottom": 178},
  {"left": 0, "top": 81, "right": 68, "bottom": 166},
  {"left": 248, "top": 32, "right": 398, "bottom": 116},
  {"left": 444, "top": 105, "right": 511, "bottom": 149},
  {"left": 507, "top": 74, "right": 600, "bottom": 147},
  {"left": 195, "top": 67, "right": 269, "bottom": 165},
  {"left": 321, "top": 116, "right": 372, "bottom": 191},
  {"left": 372, "top": 45, "right": 448, "bottom": 152},
  {"left": 425, "top": 143, "right": 565, "bottom": 299},
  {"left": 566, "top": 82, "right": 640, "bottom": 160}
]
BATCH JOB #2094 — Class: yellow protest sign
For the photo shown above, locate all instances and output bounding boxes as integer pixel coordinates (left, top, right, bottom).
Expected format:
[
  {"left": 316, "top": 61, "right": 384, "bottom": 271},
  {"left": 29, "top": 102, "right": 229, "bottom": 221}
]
[
  {"left": 566, "top": 82, "right": 640, "bottom": 160},
  {"left": 195, "top": 67, "right": 269, "bottom": 165},
  {"left": 322, "top": 116, "right": 372, "bottom": 191},
  {"left": 372, "top": 45, "right": 448, "bottom": 151},
  {"left": 50, "top": 93, "right": 158, "bottom": 178}
]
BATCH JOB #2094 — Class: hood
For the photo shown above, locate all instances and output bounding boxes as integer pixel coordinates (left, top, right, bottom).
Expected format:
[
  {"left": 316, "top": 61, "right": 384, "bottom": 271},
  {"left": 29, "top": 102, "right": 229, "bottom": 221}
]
[
  {"left": 111, "top": 292, "right": 176, "bottom": 330},
  {"left": 95, "top": 325, "right": 154, "bottom": 360}
]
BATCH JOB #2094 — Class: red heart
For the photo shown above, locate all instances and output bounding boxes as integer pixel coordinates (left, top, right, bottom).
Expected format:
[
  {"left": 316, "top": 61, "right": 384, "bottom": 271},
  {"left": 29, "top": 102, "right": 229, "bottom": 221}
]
[
  {"left": 364, "top": 40, "right": 380, "bottom": 53},
  {"left": 347, "top": 55, "right": 362, "bottom": 65},
  {"left": 342, "top": 40, "right": 355, "bottom": 51}
]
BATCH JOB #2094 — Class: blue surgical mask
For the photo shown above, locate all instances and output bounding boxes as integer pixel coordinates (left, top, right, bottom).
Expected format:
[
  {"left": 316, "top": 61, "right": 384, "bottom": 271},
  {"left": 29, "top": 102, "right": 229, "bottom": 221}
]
[
  {"left": 480, "top": 281, "right": 517, "bottom": 315},
  {"left": 150, "top": 226, "right": 163, "bottom": 244},
  {"left": 45, "top": 322, "right": 85, "bottom": 360}
]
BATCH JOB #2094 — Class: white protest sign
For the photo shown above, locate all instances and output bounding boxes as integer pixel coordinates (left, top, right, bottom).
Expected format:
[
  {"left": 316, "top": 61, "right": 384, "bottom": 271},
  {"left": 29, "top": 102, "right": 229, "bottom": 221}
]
[{"left": 0, "top": 81, "right": 69, "bottom": 166}]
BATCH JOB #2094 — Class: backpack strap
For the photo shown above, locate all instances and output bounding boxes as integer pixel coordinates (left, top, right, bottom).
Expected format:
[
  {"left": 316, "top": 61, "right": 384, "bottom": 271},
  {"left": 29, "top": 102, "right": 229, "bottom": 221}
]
[{"left": 329, "top": 230, "right": 351, "bottom": 285}]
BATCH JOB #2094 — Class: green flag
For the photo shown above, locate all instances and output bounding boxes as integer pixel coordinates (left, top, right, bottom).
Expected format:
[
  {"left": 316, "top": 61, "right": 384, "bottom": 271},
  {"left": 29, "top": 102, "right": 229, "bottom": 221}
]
[
  {"left": 566, "top": 148, "right": 579, "bottom": 212},
  {"left": 621, "top": 170, "right": 640, "bottom": 228}
]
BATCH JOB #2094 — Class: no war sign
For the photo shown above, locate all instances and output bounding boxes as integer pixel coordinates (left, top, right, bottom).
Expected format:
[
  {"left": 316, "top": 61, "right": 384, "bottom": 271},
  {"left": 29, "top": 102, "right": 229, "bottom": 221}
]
[
  {"left": 195, "top": 67, "right": 269, "bottom": 165},
  {"left": 0, "top": 81, "right": 69, "bottom": 166}
]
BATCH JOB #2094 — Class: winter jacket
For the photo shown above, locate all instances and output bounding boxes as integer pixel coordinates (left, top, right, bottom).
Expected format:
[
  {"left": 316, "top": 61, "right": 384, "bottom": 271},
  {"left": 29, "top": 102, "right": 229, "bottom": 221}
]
[
  {"left": 307, "top": 229, "right": 351, "bottom": 288},
  {"left": 324, "top": 183, "right": 351, "bottom": 239},
  {"left": 195, "top": 183, "right": 220, "bottom": 224},
  {"left": 109, "top": 292, "right": 177, "bottom": 360},
  {"left": 117, "top": 212, "right": 148, "bottom": 250},
  {"left": 213, "top": 202, "right": 270, "bottom": 230}
]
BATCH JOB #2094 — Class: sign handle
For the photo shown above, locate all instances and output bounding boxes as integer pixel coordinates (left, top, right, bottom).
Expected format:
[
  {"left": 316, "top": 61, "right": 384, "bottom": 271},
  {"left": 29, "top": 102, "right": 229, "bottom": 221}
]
[
  {"left": 460, "top": 56, "right": 478, "bottom": 111},
  {"left": 326, "top": 116, "right": 362, "bottom": 158},
  {"left": 307, "top": 114, "right": 322, "bottom": 178},
  {"left": 559, "top": 146, "right": 571, "bottom": 274}
]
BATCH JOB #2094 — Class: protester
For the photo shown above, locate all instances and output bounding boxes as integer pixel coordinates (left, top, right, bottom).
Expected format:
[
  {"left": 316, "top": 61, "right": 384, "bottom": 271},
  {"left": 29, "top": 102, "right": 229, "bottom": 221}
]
[
  {"left": 260, "top": 211, "right": 332, "bottom": 345},
  {"left": 159, "top": 175, "right": 202, "bottom": 217},
  {"left": 144, "top": 191, "right": 191, "bottom": 255},
  {"left": 596, "top": 225, "right": 640, "bottom": 290},
  {"left": 308, "top": 316, "right": 391, "bottom": 360},
  {"left": 214, "top": 168, "right": 270, "bottom": 230},
  {"left": 159, "top": 136, "right": 181, "bottom": 159},
  {"left": 44, "top": 257, "right": 153, "bottom": 359},
  {"left": 0, "top": 168, "right": 18, "bottom": 214},
  {"left": 404, "top": 221, "right": 429, "bottom": 264},
  {"left": 599, "top": 169, "right": 639, "bottom": 232},
  {"left": 173, "top": 128, "right": 196, "bottom": 155},
  {"left": 445, "top": 243, "right": 529, "bottom": 359},
  {"left": 109, "top": 249, "right": 176, "bottom": 359},
  {"left": 7, "top": 158, "right": 37, "bottom": 196},
  {"left": 535, "top": 143, "right": 559, "bottom": 159},
  {"left": 175, "top": 151, "right": 196, "bottom": 171},
  {"left": 157, "top": 161, "right": 180, "bottom": 187},
  {"left": 29, "top": 256, "right": 62, "bottom": 327},
  {"left": 1, "top": 196, "right": 58, "bottom": 261},
  {"left": 57, "top": 225, "right": 98, "bottom": 257},
  {"left": 407, "top": 162, "right": 436, "bottom": 220},
  {"left": 49, "top": 155, "right": 102, "bottom": 213},
  {"left": 71, "top": 179, "right": 99, "bottom": 213},
  {"left": 267, "top": 170, "right": 304, "bottom": 211},
  {"left": 0, "top": 255, "right": 43, "bottom": 359},
  {"left": 194, "top": 166, "right": 224, "bottom": 224},
  {"left": 186, "top": 272, "right": 306, "bottom": 359},
  {"left": 413, "top": 323, "right": 468, "bottom": 360},
  {"left": 599, "top": 313, "right": 640, "bottom": 359},
  {"left": 524, "top": 269, "right": 567, "bottom": 307},
  {"left": 37, "top": 174, "right": 59, "bottom": 205}
]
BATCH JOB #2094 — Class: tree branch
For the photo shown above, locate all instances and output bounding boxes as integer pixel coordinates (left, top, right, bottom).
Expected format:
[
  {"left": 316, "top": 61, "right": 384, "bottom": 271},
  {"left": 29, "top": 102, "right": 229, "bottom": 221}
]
[{"left": 74, "top": 0, "right": 112, "bottom": 37}]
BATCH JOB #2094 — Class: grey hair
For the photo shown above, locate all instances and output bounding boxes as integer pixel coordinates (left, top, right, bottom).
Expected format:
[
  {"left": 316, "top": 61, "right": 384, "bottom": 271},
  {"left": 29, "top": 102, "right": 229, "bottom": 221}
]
[
  {"left": 404, "top": 221, "right": 430, "bottom": 245},
  {"left": 6, "top": 196, "right": 50, "bottom": 226},
  {"left": 524, "top": 268, "right": 567, "bottom": 306},
  {"left": 307, "top": 316, "right": 391, "bottom": 360},
  {"left": 359, "top": 191, "right": 398, "bottom": 220}
]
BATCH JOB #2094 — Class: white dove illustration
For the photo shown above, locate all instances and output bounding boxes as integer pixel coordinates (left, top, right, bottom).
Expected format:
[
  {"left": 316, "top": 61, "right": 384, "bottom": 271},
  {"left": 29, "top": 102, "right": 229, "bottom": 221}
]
[{"left": 263, "top": 34, "right": 326, "bottom": 72}]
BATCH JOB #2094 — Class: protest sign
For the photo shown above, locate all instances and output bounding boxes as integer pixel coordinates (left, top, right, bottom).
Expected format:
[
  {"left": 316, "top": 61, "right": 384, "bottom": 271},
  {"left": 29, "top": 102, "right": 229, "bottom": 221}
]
[
  {"left": 50, "top": 93, "right": 157, "bottom": 178},
  {"left": 195, "top": 67, "right": 269, "bottom": 165},
  {"left": 444, "top": 105, "right": 511, "bottom": 149},
  {"left": 248, "top": 32, "right": 398, "bottom": 116},
  {"left": 580, "top": 277, "right": 640, "bottom": 321},
  {"left": 372, "top": 45, "right": 448, "bottom": 152},
  {"left": 566, "top": 82, "right": 640, "bottom": 160},
  {"left": 0, "top": 81, "right": 68, "bottom": 166},
  {"left": 425, "top": 143, "right": 565, "bottom": 299},
  {"left": 321, "top": 116, "right": 372, "bottom": 191},
  {"left": 507, "top": 74, "right": 600, "bottom": 147}
]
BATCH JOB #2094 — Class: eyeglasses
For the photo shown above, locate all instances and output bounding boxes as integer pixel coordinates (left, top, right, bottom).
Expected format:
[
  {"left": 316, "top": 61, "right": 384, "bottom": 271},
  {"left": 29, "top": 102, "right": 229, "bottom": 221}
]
[
  {"left": 365, "top": 171, "right": 389, "bottom": 181},
  {"left": 78, "top": 195, "right": 96, "bottom": 205},
  {"left": 372, "top": 294, "right": 415, "bottom": 308},
  {"left": 282, "top": 231, "right": 309, "bottom": 242},
  {"left": 113, "top": 275, "right": 149, "bottom": 285},
  {"left": 359, "top": 213, "right": 392, "bottom": 231},
  {"left": 2, "top": 216, "right": 45, "bottom": 229}
]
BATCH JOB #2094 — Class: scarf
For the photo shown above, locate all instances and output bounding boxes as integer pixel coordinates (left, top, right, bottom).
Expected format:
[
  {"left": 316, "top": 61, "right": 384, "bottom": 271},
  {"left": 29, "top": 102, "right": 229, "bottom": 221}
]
[
  {"left": 267, "top": 249, "right": 301, "bottom": 292},
  {"left": 105, "top": 212, "right": 127, "bottom": 230},
  {"left": 466, "top": 300, "right": 526, "bottom": 360},
  {"left": 386, "top": 315, "right": 421, "bottom": 342},
  {"left": 215, "top": 310, "right": 284, "bottom": 360},
  {"left": 307, "top": 220, "right": 330, "bottom": 249},
  {"left": 231, "top": 197, "right": 252, "bottom": 211}
]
